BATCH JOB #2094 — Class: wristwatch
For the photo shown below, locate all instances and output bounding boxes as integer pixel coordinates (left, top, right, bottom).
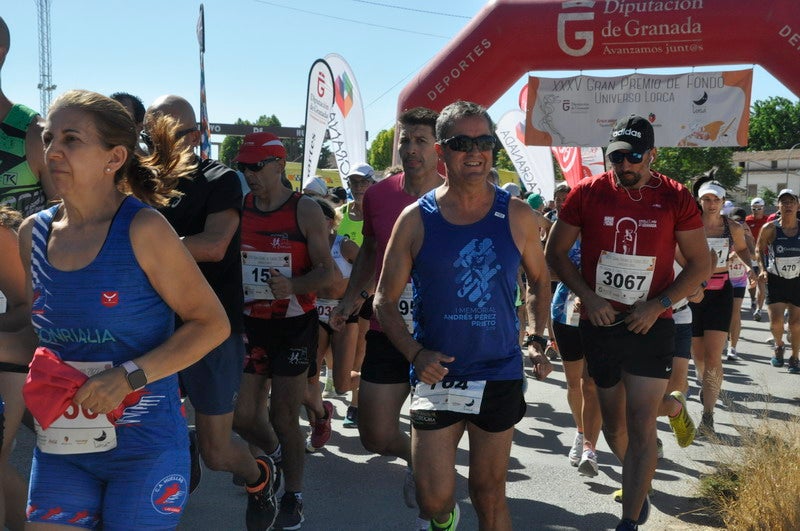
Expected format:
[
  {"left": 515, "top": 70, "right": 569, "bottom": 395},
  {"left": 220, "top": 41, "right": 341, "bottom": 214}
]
[
  {"left": 359, "top": 290, "right": 370, "bottom": 299},
  {"left": 523, "top": 333, "right": 548, "bottom": 350},
  {"left": 658, "top": 295, "right": 673, "bottom": 309},
  {"left": 121, "top": 360, "right": 147, "bottom": 391}
]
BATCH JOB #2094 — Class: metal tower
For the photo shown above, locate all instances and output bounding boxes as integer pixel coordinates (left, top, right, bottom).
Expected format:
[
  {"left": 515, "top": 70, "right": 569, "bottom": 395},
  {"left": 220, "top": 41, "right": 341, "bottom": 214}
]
[{"left": 36, "top": 0, "right": 56, "bottom": 114}]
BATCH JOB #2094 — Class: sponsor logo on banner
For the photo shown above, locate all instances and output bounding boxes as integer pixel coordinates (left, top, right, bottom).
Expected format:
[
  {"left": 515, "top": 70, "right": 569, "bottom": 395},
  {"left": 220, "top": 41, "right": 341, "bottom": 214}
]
[
  {"left": 325, "top": 54, "right": 367, "bottom": 190},
  {"left": 302, "top": 59, "right": 334, "bottom": 189},
  {"left": 335, "top": 73, "right": 354, "bottom": 118},
  {"left": 496, "top": 110, "right": 555, "bottom": 200},
  {"left": 525, "top": 70, "right": 752, "bottom": 148}
]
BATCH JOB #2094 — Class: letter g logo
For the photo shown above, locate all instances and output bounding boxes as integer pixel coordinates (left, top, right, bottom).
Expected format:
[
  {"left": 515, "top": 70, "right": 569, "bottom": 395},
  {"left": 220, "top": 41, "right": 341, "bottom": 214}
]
[{"left": 557, "top": 7, "right": 595, "bottom": 57}]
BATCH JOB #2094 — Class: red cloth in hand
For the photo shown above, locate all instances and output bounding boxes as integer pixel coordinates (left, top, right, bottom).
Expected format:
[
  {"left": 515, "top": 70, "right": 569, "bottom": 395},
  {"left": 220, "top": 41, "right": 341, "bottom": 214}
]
[{"left": 23, "top": 347, "right": 145, "bottom": 429}]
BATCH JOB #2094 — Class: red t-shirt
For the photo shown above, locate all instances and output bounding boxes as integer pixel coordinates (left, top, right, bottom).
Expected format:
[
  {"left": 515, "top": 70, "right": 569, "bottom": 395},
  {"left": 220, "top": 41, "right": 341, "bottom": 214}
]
[
  {"left": 745, "top": 214, "right": 769, "bottom": 239},
  {"left": 558, "top": 171, "right": 703, "bottom": 314}
]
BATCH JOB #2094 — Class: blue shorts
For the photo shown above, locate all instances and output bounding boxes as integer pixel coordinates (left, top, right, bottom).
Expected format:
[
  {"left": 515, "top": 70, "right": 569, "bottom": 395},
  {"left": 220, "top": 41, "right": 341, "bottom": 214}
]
[
  {"left": 674, "top": 323, "right": 692, "bottom": 360},
  {"left": 28, "top": 444, "right": 189, "bottom": 529},
  {"left": 180, "top": 333, "right": 245, "bottom": 415}
]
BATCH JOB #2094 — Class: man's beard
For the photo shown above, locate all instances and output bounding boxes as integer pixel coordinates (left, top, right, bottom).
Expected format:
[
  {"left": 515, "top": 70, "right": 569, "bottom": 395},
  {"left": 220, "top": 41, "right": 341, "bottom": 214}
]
[{"left": 615, "top": 170, "right": 642, "bottom": 188}]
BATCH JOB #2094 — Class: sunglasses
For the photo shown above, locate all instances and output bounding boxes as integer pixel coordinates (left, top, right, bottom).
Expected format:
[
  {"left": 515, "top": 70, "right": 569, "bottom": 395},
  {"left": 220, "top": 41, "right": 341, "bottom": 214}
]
[
  {"left": 441, "top": 134, "right": 496, "bottom": 152},
  {"left": 237, "top": 157, "right": 280, "bottom": 173},
  {"left": 140, "top": 127, "right": 197, "bottom": 149},
  {"left": 608, "top": 151, "right": 645, "bottom": 164}
]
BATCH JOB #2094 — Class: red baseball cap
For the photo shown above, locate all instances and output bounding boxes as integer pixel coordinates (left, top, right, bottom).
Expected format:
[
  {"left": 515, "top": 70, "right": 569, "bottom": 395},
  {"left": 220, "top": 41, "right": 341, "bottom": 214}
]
[{"left": 234, "top": 132, "right": 287, "bottom": 163}]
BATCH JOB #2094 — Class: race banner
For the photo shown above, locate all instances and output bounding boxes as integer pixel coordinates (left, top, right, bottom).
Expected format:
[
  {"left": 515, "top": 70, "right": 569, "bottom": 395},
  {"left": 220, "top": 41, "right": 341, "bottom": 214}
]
[
  {"left": 525, "top": 70, "right": 752, "bottom": 148},
  {"left": 550, "top": 147, "right": 583, "bottom": 188},
  {"left": 302, "top": 59, "right": 335, "bottom": 189},
  {"left": 496, "top": 110, "right": 555, "bottom": 200},
  {"left": 197, "top": 4, "right": 211, "bottom": 160},
  {"left": 325, "top": 53, "right": 366, "bottom": 193}
]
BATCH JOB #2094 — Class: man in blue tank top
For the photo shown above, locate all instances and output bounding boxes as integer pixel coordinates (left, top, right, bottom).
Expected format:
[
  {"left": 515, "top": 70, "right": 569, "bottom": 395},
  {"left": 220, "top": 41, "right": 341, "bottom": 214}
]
[{"left": 375, "top": 101, "right": 552, "bottom": 531}]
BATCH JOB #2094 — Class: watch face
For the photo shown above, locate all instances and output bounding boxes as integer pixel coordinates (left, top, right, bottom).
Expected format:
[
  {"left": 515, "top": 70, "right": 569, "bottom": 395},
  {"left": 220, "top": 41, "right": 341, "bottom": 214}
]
[{"left": 127, "top": 369, "right": 147, "bottom": 390}]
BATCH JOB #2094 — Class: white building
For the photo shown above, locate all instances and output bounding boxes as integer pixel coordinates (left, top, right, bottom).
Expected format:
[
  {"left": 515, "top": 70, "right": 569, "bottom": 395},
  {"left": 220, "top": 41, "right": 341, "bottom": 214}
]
[{"left": 733, "top": 147, "right": 800, "bottom": 203}]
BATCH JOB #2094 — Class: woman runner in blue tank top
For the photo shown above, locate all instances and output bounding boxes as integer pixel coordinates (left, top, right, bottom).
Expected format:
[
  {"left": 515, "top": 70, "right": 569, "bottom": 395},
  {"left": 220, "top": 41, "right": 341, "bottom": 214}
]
[{"left": 20, "top": 90, "right": 229, "bottom": 530}]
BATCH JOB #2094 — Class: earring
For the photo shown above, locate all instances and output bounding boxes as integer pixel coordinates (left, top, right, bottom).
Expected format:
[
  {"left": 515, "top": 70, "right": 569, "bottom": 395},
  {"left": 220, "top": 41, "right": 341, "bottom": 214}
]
[{"left": 105, "top": 167, "right": 111, "bottom": 173}]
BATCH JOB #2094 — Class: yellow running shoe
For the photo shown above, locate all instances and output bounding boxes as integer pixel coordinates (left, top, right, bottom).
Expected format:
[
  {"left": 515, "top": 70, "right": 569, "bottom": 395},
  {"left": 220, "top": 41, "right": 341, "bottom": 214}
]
[{"left": 668, "top": 391, "right": 696, "bottom": 448}]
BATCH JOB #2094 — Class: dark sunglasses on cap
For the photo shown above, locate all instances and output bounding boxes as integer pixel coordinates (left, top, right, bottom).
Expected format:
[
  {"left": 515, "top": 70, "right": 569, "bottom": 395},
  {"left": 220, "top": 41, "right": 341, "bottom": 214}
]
[
  {"left": 441, "top": 134, "right": 496, "bottom": 152},
  {"left": 237, "top": 157, "right": 280, "bottom": 173},
  {"left": 608, "top": 151, "right": 645, "bottom": 164},
  {"left": 140, "top": 127, "right": 197, "bottom": 150}
]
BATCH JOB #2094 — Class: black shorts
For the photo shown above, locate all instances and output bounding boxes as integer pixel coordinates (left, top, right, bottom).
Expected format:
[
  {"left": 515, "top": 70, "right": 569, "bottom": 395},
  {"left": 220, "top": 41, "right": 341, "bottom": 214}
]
[
  {"left": 674, "top": 323, "right": 692, "bottom": 360},
  {"left": 579, "top": 318, "right": 674, "bottom": 389},
  {"left": 358, "top": 295, "right": 375, "bottom": 320},
  {"left": 733, "top": 286, "right": 746, "bottom": 299},
  {"left": 319, "top": 313, "right": 358, "bottom": 336},
  {"left": 766, "top": 273, "right": 800, "bottom": 307},
  {"left": 690, "top": 281, "right": 733, "bottom": 336},
  {"left": 552, "top": 321, "right": 582, "bottom": 362},
  {"left": 243, "top": 311, "right": 319, "bottom": 377},
  {"left": 180, "top": 334, "right": 245, "bottom": 415},
  {"left": 360, "top": 330, "right": 409, "bottom": 384},
  {"left": 410, "top": 379, "right": 526, "bottom": 433}
]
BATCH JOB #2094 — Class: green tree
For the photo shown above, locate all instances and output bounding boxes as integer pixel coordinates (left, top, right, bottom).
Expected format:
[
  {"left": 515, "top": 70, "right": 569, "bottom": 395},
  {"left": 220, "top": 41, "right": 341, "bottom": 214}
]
[
  {"left": 495, "top": 147, "right": 514, "bottom": 171},
  {"left": 368, "top": 127, "right": 395, "bottom": 171},
  {"left": 218, "top": 115, "right": 282, "bottom": 167},
  {"left": 747, "top": 96, "right": 800, "bottom": 151},
  {"left": 652, "top": 147, "right": 740, "bottom": 189}
]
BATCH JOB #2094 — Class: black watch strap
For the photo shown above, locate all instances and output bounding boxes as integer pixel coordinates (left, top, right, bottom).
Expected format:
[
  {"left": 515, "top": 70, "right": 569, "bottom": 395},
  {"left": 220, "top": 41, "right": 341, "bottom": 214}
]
[
  {"left": 359, "top": 290, "right": 370, "bottom": 299},
  {"left": 523, "top": 334, "right": 548, "bottom": 350}
]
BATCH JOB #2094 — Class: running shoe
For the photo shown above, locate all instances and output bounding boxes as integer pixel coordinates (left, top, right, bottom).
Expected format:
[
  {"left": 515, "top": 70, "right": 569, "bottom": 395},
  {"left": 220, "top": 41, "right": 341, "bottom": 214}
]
[
  {"left": 568, "top": 431, "right": 584, "bottom": 467},
  {"left": 304, "top": 434, "right": 315, "bottom": 454},
  {"left": 274, "top": 492, "right": 304, "bottom": 530},
  {"left": 753, "top": 308, "right": 762, "bottom": 322},
  {"left": 726, "top": 347, "right": 739, "bottom": 361},
  {"left": 788, "top": 357, "right": 800, "bottom": 374},
  {"left": 577, "top": 449, "right": 598, "bottom": 477},
  {"left": 188, "top": 428, "right": 202, "bottom": 494},
  {"left": 771, "top": 345, "right": 786, "bottom": 367},
  {"left": 656, "top": 437, "right": 664, "bottom": 459},
  {"left": 668, "top": 391, "right": 696, "bottom": 448},
  {"left": 613, "top": 487, "right": 654, "bottom": 503},
  {"left": 615, "top": 519, "right": 638, "bottom": 531},
  {"left": 246, "top": 455, "right": 279, "bottom": 531},
  {"left": 429, "top": 502, "right": 460, "bottom": 530},
  {"left": 698, "top": 411, "right": 715, "bottom": 438},
  {"left": 545, "top": 340, "right": 560, "bottom": 361},
  {"left": 309, "top": 400, "right": 334, "bottom": 449},
  {"left": 414, "top": 517, "right": 431, "bottom": 531},
  {"left": 323, "top": 375, "right": 336, "bottom": 397},
  {"left": 343, "top": 405, "right": 358, "bottom": 428},
  {"left": 637, "top": 495, "right": 650, "bottom": 525},
  {"left": 403, "top": 467, "right": 418, "bottom": 508}
]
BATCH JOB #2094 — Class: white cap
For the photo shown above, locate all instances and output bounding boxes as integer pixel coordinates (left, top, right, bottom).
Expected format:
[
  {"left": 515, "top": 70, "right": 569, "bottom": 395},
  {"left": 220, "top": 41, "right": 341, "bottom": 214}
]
[
  {"left": 722, "top": 200, "right": 735, "bottom": 216},
  {"left": 303, "top": 176, "right": 328, "bottom": 196},
  {"left": 750, "top": 197, "right": 765, "bottom": 207},
  {"left": 347, "top": 163, "right": 375, "bottom": 180},
  {"left": 502, "top": 182, "right": 521, "bottom": 197},
  {"left": 778, "top": 188, "right": 798, "bottom": 200},
  {"left": 697, "top": 181, "right": 725, "bottom": 199}
]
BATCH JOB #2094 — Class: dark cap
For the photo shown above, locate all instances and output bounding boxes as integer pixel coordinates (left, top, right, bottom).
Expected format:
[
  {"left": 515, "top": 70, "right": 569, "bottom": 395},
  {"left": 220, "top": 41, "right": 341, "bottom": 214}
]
[{"left": 607, "top": 115, "right": 654, "bottom": 154}]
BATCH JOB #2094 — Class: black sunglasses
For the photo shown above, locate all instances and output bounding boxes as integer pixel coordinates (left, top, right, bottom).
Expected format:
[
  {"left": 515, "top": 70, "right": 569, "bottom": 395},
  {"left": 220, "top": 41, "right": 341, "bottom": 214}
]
[
  {"left": 237, "top": 157, "right": 280, "bottom": 173},
  {"left": 608, "top": 151, "right": 645, "bottom": 164},
  {"left": 140, "top": 127, "right": 197, "bottom": 149},
  {"left": 441, "top": 134, "right": 496, "bottom": 152}
]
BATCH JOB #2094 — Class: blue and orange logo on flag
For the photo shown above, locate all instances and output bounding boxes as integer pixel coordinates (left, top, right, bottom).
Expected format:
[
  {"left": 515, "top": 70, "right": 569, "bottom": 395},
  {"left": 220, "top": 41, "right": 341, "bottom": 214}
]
[{"left": 335, "top": 73, "right": 354, "bottom": 118}]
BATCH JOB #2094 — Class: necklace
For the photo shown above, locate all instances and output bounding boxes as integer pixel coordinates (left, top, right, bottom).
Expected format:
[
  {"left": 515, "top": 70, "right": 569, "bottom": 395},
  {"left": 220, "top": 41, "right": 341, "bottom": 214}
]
[{"left": 618, "top": 172, "right": 663, "bottom": 202}]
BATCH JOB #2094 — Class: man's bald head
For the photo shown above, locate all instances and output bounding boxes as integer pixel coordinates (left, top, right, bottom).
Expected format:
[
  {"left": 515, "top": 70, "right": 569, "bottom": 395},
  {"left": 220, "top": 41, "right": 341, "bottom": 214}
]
[
  {"left": 147, "top": 95, "right": 197, "bottom": 129},
  {"left": 0, "top": 17, "right": 10, "bottom": 70}
]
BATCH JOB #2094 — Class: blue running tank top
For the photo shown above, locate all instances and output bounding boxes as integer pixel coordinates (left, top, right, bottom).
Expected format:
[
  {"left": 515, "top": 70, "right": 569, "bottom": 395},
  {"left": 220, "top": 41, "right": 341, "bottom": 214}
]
[
  {"left": 30, "top": 196, "right": 185, "bottom": 450},
  {"left": 767, "top": 221, "right": 800, "bottom": 278},
  {"left": 412, "top": 186, "right": 522, "bottom": 381}
]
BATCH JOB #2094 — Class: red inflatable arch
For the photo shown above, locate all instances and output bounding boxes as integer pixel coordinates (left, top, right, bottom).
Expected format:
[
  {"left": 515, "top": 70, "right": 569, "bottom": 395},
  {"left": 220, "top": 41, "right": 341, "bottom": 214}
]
[{"left": 397, "top": 0, "right": 800, "bottom": 120}]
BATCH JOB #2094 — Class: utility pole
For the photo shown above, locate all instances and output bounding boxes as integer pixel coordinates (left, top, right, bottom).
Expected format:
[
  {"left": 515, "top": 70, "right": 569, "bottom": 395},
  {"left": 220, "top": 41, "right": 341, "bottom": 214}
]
[{"left": 36, "top": 0, "right": 56, "bottom": 114}]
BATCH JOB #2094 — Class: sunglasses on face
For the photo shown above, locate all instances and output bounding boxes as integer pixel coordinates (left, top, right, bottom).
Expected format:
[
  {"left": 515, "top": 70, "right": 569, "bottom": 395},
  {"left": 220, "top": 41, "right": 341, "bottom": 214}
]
[
  {"left": 140, "top": 127, "right": 197, "bottom": 149},
  {"left": 237, "top": 157, "right": 280, "bottom": 173},
  {"left": 441, "top": 134, "right": 496, "bottom": 152},
  {"left": 608, "top": 151, "right": 645, "bottom": 164}
]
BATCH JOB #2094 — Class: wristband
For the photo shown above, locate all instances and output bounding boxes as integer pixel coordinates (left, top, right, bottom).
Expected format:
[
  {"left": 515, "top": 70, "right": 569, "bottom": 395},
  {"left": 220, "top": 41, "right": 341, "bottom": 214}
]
[
  {"left": 411, "top": 347, "right": 425, "bottom": 364},
  {"left": 523, "top": 334, "right": 548, "bottom": 350}
]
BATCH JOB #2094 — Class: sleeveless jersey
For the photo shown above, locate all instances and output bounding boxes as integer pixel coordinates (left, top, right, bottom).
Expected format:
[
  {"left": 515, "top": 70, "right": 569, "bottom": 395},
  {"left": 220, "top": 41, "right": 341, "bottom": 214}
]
[
  {"left": 30, "top": 196, "right": 184, "bottom": 449},
  {"left": 0, "top": 104, "right": 46, "bottom": 216},
  {"left": 241, "top": 192, "right": 315, "bottom": 319},
  {"left": 411, "top": 187, "right": 522, "bottom": 381},
  {"left": 336, "top": 202, "right": 364, "bottom": 246},
  {"left": 767, "top": 221, "right": 800, "bottom": 278},
  {"left": 331, "top": 234, "right": 352, "bottom": 279},
  {"left": 551, "top": 240, "right": 581, "bottom": 325}
]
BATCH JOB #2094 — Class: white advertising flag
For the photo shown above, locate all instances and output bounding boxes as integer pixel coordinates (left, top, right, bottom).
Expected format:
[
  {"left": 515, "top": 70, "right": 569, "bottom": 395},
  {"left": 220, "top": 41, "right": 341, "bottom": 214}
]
[
  {"left": 525, "top": 70, "right": 752, "bottom": 148},
  {"left": 496, "top": 110, "right": 555, "bottom": 200},
  {"left": 302, "top": 59, "right": 335, "bottom": 189},
  {"left": 325, "top": 53, "right": 366, "bottom": 193}
]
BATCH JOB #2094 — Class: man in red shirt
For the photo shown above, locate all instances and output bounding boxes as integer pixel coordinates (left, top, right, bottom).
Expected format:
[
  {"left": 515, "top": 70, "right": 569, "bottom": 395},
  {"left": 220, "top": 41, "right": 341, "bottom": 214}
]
[{"left": 745, "top": 197, "right": 768, "bottom": 320}]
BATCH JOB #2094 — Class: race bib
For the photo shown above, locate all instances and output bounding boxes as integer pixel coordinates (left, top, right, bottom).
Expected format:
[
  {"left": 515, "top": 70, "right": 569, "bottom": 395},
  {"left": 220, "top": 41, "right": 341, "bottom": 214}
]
[
  {"left": 411, "top": 380, "right": 486, "bottom": 414},
  {"left": 241, "top": 251, "right": 292, "bottom": 300},
  {"left": 398, "top": 283, "right": 414, "bottom": 333},
  {"left": 707, "top": 238, "right": 730, "bottom": 269},
  {"left": 35, "top": 361, "right": 117, "bottom": 455},
  {"left": 775, "top": 256, "right": 800, "bottom": 279},
  {"left": 595, "top": 251, "right": 655, "bottom": 306},
  {"left": 316, "top": 297, "right": 339, "bottom": 324},
  {"left": 728, "top": 257, "right": 747, "bottom": 279}
]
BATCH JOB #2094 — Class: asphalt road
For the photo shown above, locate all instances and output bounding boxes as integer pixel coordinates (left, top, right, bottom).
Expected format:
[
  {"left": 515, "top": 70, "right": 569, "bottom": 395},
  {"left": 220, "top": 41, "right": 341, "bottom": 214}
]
[{"left": 11, "top": 305, "right": 797, "bottom": 530}]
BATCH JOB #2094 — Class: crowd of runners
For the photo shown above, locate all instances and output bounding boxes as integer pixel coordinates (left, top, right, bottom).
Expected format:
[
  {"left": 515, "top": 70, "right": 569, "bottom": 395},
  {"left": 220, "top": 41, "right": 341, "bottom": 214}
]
[{"left": 1, "top": 14, "right": 799, "bottom": 531}]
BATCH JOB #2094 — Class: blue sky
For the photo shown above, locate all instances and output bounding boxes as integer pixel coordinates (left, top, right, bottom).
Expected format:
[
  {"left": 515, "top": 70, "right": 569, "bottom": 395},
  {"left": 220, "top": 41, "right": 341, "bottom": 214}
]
[{"left": 3, "top": 0, "right": 797, "bottom": 155}]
